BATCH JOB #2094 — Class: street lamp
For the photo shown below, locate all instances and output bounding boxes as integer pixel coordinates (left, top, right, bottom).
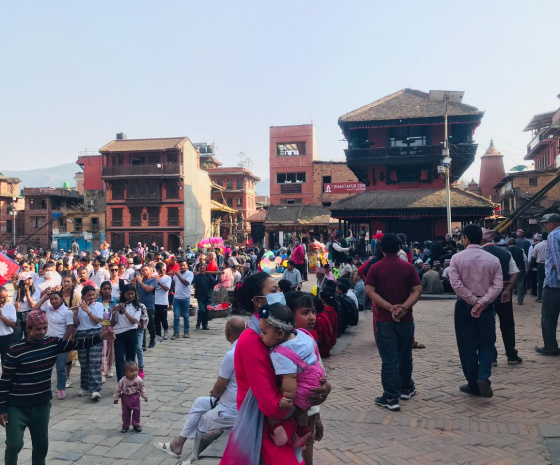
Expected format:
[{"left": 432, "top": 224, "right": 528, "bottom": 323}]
[
  {"left": 10, "top": 197, "right": 17, "bottom": 248},
  {"left": 429, "top": 90, "right": 465, "bottom": 236}
]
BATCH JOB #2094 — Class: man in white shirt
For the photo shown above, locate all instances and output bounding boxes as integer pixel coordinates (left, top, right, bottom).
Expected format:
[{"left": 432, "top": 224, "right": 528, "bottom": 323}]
[
  {"left": 88, "top": 259, "right": 110, "bottom": 290},
  {"left": 530, "top": 232, "right": 548, "bottom": 302},
  {"left": 171, "top": 258, "right": 194, "bottom": 339},
  {"left": 154, "top": 262, "right": 172, "bottom": 341},
  {"left": 36, "top": 263, "right": 62, "bottom": 309},
  {"left": 154, "top": 317, "right": 244, "bottom": 461}
]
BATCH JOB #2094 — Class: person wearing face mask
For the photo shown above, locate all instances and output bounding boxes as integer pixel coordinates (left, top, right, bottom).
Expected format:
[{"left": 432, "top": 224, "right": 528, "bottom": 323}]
[
  {"left": 36, "top": 263, "right": 62, "bottom": 308},
  {"left": 221, "top": 272, "right": 331, "bottom": 465}
]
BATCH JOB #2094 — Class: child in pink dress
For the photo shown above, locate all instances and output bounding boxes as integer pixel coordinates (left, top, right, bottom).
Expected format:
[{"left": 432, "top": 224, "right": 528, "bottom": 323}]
[{"left": 114, "top": 361, "right": 148, "bottom": 432}]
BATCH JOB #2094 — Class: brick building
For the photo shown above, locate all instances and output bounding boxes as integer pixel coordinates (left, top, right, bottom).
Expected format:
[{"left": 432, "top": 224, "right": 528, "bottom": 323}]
[
  {"left": 21, "top": 187, "right": 83, "bottom": 250},
  {"left": 331, "top": 88, "right": 494, "bottom": 242},
  {"left": 100, "top": 136, "right": 212, "bottom": 252},
  {"left": 523, "top": 110, "right": 560, "bottom": 170},
  {"left": 206, "top": 167, "right": 260, "bottom": 241},
  {"left": 494, "top": 169, "right": 560, "bottom": 231},
  {"left": 0, "top": 174, "right": 22, "bottom": 248},
  {"left": 269, "top": 124, "right": 317, "bottom": 205},
  {"left": 312, "top": 161, "right": 363, "bottom": 207}
]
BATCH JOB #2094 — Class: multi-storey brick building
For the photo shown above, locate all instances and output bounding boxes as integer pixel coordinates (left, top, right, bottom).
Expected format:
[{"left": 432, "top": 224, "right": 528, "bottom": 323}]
[
  {"left": 331, "top": 88, "right": 494, "bottom": 242},
  {"left": 0, "top": 174, "right": 22, "bottom": 248},
  {"left": 21, "top": 187, "right": 83, "bottom": 250},
  {"left": 523, "top": 109, "right": 560, "bottom": 170},
  {"left": 312, "top": 161, "right": 363, "bottom": 207},
  {"left": 100, "top": 135, "right": 212, "bottom": 252}
]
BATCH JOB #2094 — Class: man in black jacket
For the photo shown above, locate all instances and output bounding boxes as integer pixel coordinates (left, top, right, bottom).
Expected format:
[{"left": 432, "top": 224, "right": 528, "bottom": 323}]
[
  {"left": 193, "top": 264, "right": 219, "bottom": 331},
  {"left": 507, "top": 238, "right": 527, "bottom": 305}
]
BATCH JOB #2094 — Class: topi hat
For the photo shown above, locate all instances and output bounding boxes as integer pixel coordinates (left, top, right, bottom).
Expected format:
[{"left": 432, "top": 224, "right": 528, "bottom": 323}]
[{"left": 26, "top": 310, "right": 48, "bottom": 329}]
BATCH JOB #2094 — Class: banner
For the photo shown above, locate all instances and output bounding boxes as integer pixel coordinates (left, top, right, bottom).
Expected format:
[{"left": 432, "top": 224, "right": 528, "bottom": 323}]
[{"left": 323, "top": 182, "right": 366, "bottom": 194}]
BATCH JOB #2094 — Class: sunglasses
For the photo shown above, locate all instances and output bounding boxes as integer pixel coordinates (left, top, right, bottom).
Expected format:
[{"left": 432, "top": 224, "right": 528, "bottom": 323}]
[{"left": 110, "top": 268, "right": 119, "bottom": 272}]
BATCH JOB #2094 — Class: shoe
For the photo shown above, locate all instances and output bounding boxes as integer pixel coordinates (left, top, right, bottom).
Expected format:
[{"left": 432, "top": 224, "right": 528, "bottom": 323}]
[
  {"left": 142, "top": 346, "right": 147, "bottom": 352},
  {"left": 518, "top": 301, "right": 524, "bottom": 305},
  {"left": 171, "top": 333, "right": 179, "bottom": 340},
  {"left": 78, "top": 389, "right": 89, "bottom": 397},
  {"left": 121, "top": 427, "right": 129, "bottom": 433},
  {"left": 91, "top": 391, "right": 101, "bottom": 401},
  {"left": 106, "top": 371, "right": 114, "bottom": 378},
  {"left": 196, "top": 325, "right": 200, "bottom": 330},
  {"left": 400, "top": 388, "right": 416, "bottom": 400},
  {"left": 65, "top": 379, "right": 72, "bottom": 388},
  {"left": 476, "top": 379, "right": 493, "bottom": 398},
  {"left": 101, "top": 375, "right": 106, "bottom": 383},
  {"left": 57, "top": 389, "right": 66, "bottom": 400},
  {"left": 133, "top": 425, "right": 142, "bottom": 432},
  {"left": 163, "top": 330, "right": 169, "bottom": 340},
  {"left": 535, "top": 346, "right": 560, "bottom": 356},
  {"left": 148, "top": 341, "right": 156, "bottom": 349},
  {"left": 156, "top": 336, "right": 163, "bottom": 343},
  {"left": 459, "top": 384, "right": 480, "bottom": 397},
  {"left": 202, "top": 327, "right": 210, "bottom": 331},
  {"left": 153, "top": 442, "right": 181, "bottom": 459},
  {"left": 183, "top": 332, "right": 190, "bottom": 338},
  {"left": 138, "top": 369, "right": 145, "bottom": 379},
  {"left": 375, "top": 396, "right": 400, "bottom": 411},
  {"left": 508, "top": 355, "right": 523, "bottom": 365},
  {"left": 492, "top": 360, "right": 498, "bottom": 367}
]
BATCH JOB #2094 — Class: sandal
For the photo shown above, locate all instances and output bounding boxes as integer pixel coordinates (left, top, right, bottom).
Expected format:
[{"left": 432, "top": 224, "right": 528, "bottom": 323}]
[
  {"left": 153, "top": 442, "right": 180, "bottom": 459},
  {"left": 121, "top": 427, "right": 128, "bottom": 433},
  {"left": 412, "top": 341, "right": 426, "bottom": 349},
  {"left": 133, "top": 425, "right": 142, "bottom": 432}
]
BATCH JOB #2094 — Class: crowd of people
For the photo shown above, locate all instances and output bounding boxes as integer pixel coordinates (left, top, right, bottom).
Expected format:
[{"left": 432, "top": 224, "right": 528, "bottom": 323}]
[{"left": 1, "top": 214, "right": 560, "bottom": 465}]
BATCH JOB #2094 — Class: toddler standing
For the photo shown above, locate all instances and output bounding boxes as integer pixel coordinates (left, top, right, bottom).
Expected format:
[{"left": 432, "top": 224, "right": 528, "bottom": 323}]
[
  {"left": 258, "top": 303, "right": 325, "bottom": 449},
  {"left": 114, "top": 360, "right": 148, "bottom": 433}
]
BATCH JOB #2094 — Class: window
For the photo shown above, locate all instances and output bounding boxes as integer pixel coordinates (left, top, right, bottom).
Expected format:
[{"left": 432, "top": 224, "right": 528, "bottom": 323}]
[
  {"left": 6, "top": 219, "right": 12, "bottom": 234},
  {"left": 58, "top": 218, "right": 67, "bottom": 233},
  {"left": 112, "top": 154, "right": 123, "bottom": 166},
  {"left": 388, "top": 126, "right": 428, "bottom": 147},
  {"left": 281, "top": 198, "right": 302, "bottom": 205},
  {"left": 167, "top": 154, "right": 178, "bottom": 165},
  {"left": 168, "top": 207, "right": 179, "bottom": 226},
  {"left": 112, "top": 209, "right": 123, "bottom": 226},
  {"left": 166, "top": 181, "right": 179, "bottom": 199},
  {"left": 226, "top": 179, "right": 233, "bottom": 189},
  {"left": 322, "top": 202, "right": 332, "bottom": 207},
  {"left": 387, "top": 167, "right": 420, "bottom": 184},
  {"left": 277, "top": 142, "right": 306, "bottom": 157},
  {"left": 130, "top": 207, "right": 142, "bottom": 226},
  {"left": 91, "top": 217, "right": 99, "bottom": 232},
  {"left": 74, "top": 218, "right": 83, "bottom": 233},
  {"left": 112, "top": 183, "right": 124, "bottom": 200},
  {"left": 529, "top": 177, "right": 538, "bottom": 187},
  {"left": 276, "top": 172, "right": 307, "bottom": 183},
  {"left": 237, "top": 197, "right": 242, "bottom": 207},
  {"left": 236, "top": 179, "right": 243, "bottom": 189},
  {"left": 322, "top": 175, "right": 332, "bottom": 191},
  {"left": 227, "top": 197, "right": 233, "bottom": 207},
  {"left": 148, "top": 207, "right": 160, "bottom": 226}
]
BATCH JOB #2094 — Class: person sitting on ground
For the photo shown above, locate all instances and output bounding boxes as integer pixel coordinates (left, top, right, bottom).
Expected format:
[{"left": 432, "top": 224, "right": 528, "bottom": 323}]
[
  {"left": 421, "top": 263, "right": 443, "bottom": 294},
  {"left": 323, "top": 263, "right": 335, "bottom": 282},
  {"left": 154, "top": 317, "right": 245, "bottom": 460},
  {"left": 259, "top": 303, "right": 325, "bottom": 448},
  {"left": 351, "top": 271, "right": 366, "bottom": 311}
]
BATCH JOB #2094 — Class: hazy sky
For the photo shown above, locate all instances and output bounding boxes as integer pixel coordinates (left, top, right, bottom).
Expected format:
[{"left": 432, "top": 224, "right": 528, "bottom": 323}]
[{"left": 2, "top": 1, "right": 559, "bottom": 184}]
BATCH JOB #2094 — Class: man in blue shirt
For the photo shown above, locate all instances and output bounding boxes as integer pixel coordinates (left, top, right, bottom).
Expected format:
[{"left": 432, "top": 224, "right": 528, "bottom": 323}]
[
  {"left": 133, "top": 265, "right": 157, "bottom": 349},
  {"left": 536, "top": 213, "right": 560, "bottom": 355}
]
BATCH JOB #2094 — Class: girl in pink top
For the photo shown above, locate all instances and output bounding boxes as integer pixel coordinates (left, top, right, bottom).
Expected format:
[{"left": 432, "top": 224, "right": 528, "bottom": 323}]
[{"left": 114, "top": 361, "right": 148, "bottom": 433}]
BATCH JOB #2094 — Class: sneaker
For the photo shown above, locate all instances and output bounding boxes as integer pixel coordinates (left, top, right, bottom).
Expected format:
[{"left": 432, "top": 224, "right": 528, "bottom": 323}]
[
  {"left": 476, "top": 379, "right": 493, "bottom": 398},
  {"left": 106, "top": 371, "right": 114, "bottom": 378},
  {"left": 91, "top": 391, "right": 101, "bottom": 401},
  {"left": 375, "top": 396, "right": 400, "bottom": 411},
  {"left": 142, "top": 346, "right": 147, "bottom": 352},
  {"left": 57, "top": 389, "right": 66, "bottom": 400},
  {"left": 171, "top": 333, "right": 179, "bottom": 340},
  {"left": 163, "top": 330, "right": 169, "bottom": 340},
  {"left": 508, "top": 355, "right": 523, "bottom": 365},
  {"left": 78, "top": 389, "right": 89, "bottom": 397},
  {"left": 156, "top": 336, "right": 163, "bottom": 343},
  {"left": 459, "top": 384, "right": 480, "bottom": 397},
  {"left": 101, "top": 375, "right": 106, "bottom": 383},
  {"left": 400, "top": 388, "right": 416, "bottom": 400},
  {"left": 138, "top": 369, "right": 145, "bottom": 379},
  {"left": 148, "top": 341, "right": 156, "bottom": 349},
  {"left": 65, "top": 379, "right": 72, "bottom": 388},
  {"left": 535, "top": 346, "right": 560, "bottom": 356},
  {"left": 183, "top": 332, "right": 190, "bottom": 338},
  {"left": 133, "top": 425, "right": 142, "bottom": 432}
]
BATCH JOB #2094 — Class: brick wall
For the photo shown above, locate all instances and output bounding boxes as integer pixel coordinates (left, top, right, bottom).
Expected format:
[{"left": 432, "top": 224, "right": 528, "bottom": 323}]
[{"left": 312, "top": 162, "right": 359, "bottom": 205}]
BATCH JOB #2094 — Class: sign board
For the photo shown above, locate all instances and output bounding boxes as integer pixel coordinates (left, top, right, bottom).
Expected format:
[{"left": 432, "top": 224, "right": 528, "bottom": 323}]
[
  {"left": 281, "top": 184, "right": 302, "bottom": 194},
  {"left": 529, "top": 219, "right": 538, "bottom": 224},
  {"left": 323, "top": 182, "right": 366, "bottom": 194},
  {"left": 51, "top": 240, "right": 58, "bottom": 249},
  {"left": 83, "top": 232, "right": 93, "bottom": 240}
]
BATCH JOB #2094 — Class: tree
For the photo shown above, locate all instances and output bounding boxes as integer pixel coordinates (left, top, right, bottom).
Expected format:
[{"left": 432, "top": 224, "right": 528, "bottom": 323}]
[{"left": 236, "top": 152, "right": 253, "bottom": 170}]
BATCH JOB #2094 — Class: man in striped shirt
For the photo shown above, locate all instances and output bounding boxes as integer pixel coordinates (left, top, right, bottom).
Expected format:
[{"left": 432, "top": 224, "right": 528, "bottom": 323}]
[{"left": 0, "top": 310, "right": 114, "bottom": 465}]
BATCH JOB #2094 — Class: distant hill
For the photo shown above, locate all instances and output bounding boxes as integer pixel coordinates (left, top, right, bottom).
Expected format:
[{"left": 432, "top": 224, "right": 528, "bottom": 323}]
[
  {"left": 256, "top": 178, "right": 269, "bottom": 196},
  {"left": 3, "top": 163, "right": 79, "bottom": 192}
]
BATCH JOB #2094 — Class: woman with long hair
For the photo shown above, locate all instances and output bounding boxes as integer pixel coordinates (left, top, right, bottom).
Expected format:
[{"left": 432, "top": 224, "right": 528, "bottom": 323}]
[
  {"left": 98, "top": 281, "right": 118, "bottom": 381},
  {"left": 11, "top": 273, "right": 38, "bottom": 340},
  {"left": 74, "top": 285, "right": 104, "bottom": 401},
  {"left": 60, "top": 275, "right": 80, "bottom": 387},
  {"left": 112, "top": 284, "right": 143, "bottom": 381}
]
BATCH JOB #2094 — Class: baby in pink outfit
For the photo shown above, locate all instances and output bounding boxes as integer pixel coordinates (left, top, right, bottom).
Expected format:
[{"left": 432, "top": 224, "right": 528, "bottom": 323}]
[{"left": 114, "top": 361, "right": 148, "bottom": 432}]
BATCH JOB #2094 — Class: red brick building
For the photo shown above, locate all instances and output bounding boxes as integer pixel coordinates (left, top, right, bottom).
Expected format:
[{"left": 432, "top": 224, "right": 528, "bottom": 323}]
[
  {"left": 269, "top": 124, "right": 317, "bottom": 205},
  {"left": 523, "top": 110, "right": 560, "bottom": 170},
  {"left": 100, "top": 136, "right": 212, "bottom": 252},
  {"left": 331, "top": 88, "right": 494, "bottom": 242},
  {"left": 0, "top": 174, "right": 22, "bottom": 248}
]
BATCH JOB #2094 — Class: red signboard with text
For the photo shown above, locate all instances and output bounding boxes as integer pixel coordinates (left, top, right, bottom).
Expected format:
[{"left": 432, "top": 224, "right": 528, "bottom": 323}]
[{"left": 323, "top": 182, "right": 366, "bottom": 194}]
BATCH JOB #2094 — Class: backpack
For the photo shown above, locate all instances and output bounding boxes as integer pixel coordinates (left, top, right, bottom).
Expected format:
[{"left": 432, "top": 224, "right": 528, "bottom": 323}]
[{"left": 340, "top": 295, "right": 359, "bottom": 326}]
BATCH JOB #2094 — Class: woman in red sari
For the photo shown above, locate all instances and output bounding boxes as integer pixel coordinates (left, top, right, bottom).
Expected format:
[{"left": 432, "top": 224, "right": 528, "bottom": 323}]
[{"left": 221, "top": 272, "right": 330, "bottom": 465}]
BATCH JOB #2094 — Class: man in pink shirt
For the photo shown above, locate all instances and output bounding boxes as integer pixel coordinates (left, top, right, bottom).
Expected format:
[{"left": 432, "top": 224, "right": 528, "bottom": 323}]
[{"left": 448, "top": 224, "right": 503, "bottom": 398}]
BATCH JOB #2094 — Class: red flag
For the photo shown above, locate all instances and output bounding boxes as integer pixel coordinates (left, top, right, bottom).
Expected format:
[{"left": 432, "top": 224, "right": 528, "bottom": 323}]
[{"left": 0, "top": 253, "right": 20, "bottom": 286}]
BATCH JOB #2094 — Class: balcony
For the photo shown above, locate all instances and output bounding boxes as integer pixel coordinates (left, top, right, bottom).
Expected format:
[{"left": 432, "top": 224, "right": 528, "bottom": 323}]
[
  {"left": 125, "top": 195, "right": 162, "bottom": 205},
  {"left": 525, "top": 128, "right": 556, "bottom": 160},
  {"left": 102, "top": 164, "right": 183, "bottom": 178}
]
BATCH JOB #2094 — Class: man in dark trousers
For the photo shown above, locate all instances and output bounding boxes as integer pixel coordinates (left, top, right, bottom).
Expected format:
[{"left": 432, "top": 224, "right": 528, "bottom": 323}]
[
  {"left": 482, "top": 229, "right": 522, "bottom": 366},
  {"left": 193, "top": 264, "right": 219, "bottom": 331},
  {"left": 448, "top": 224, "right": 503, "bottom": 398},
  {"left": 507, "top": 238, "right": 527, "bottom": 305},
  {"left": 0, "top": 310, "right": 114, "bottom": 465},
  {"left": 365, "top": 234, "right": 422, "bottom": 412}
]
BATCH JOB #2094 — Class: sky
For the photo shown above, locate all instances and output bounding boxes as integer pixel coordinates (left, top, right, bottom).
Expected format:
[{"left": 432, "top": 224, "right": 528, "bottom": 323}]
[{"left": 1, "top": 1, "right": 559, "bottom": 184}]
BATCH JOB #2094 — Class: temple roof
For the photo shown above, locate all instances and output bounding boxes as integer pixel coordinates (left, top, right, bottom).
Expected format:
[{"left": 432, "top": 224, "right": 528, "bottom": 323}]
[
  {"left": 264, "top": 205, "right": 333, "bottom": 226},
  {"left": 100, "top": 137, "right": 189, "bottom": 152},
  {"left": 339, "top": 88, "right": 482, "bottom": 123},
  {"left": 481, "top": 139, "right": 502, "bottom": 157}
]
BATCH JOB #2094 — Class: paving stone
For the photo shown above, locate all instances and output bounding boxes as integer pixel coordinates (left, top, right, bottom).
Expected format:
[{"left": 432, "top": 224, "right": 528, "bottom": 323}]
[
  {"left": 539, "top": 424, "right": 560, "bottom": 438},
  {"left": 57, "top": 451, "right": 84, "bottom": 461}
]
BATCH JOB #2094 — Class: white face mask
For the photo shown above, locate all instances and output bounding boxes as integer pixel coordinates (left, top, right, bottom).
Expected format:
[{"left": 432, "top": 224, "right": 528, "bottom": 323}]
[
  {"left": 44, "top": 271, "right": 54, "bottom": 280},
  {"left": 266, "top": 292, "right": 286, "bottom": 306}
]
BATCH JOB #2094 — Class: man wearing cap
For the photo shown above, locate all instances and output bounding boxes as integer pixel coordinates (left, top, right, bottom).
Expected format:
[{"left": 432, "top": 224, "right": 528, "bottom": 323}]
[
  {"left": 448, "top": 224, "right": 503, "bottom": 398},
  {"left": 481, "top": 228, "right": 523, "bottom": 366},
  {"left": 536, "top": 213, "right": 560, "bottom": 355},
  {"left": 515, "top": 229, "right": 531, "bottom": 258},
  {"left": 0, "top": 310, "right": 114, "bottom": 465},
  {"left": 530, "top": 231, "right": 548, "bottom": 302}
]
